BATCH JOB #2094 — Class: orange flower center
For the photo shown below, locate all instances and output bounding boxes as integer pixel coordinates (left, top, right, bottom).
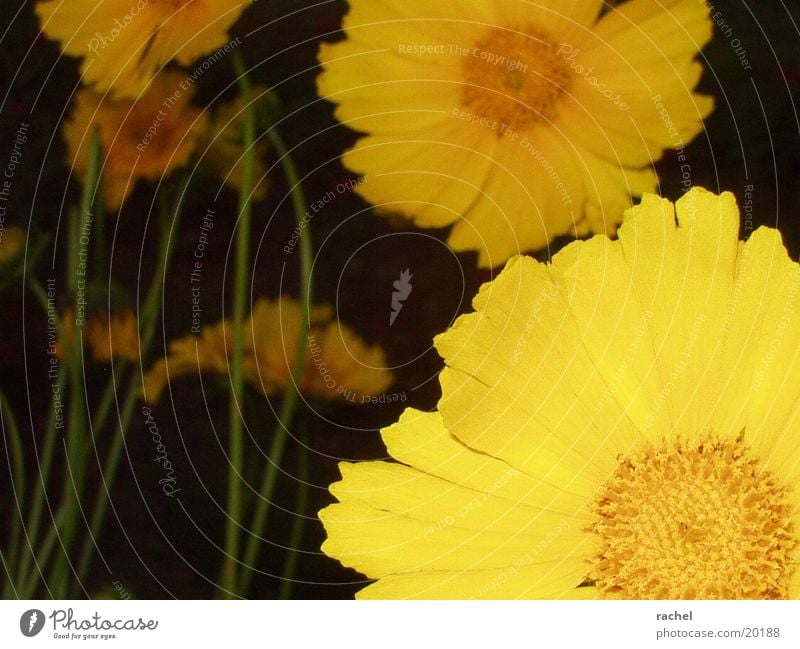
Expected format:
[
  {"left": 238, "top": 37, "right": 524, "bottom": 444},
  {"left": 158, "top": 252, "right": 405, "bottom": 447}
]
[
  {"left": 461, "top": 25, "right": 572, "bottom": 132},
  {"left": 589, "top": 440, "right": 797, "bottom": 599}
]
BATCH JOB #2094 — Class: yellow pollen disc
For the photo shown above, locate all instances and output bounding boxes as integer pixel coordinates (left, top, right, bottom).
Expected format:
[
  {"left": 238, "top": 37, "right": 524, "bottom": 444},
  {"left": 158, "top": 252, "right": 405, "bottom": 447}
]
[
  {"left": 589, "top": 441, "right": 797, "bottom": 599},
  {"left": 461, "top": 26, "right": 572, "bottom": 132}
]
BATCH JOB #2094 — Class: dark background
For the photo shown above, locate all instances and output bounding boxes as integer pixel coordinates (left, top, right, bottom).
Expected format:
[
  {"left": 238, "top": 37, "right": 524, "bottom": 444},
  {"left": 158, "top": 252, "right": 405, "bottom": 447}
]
[{"left": 1, "top": 0, "right": 800, "bottom": 598}]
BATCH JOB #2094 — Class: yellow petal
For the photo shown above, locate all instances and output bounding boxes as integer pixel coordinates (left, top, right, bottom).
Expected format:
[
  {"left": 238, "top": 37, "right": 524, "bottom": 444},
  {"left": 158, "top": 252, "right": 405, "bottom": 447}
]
[
  {"left": 617, "top": 188, "right": 740, "bottom": 439},
  {"left": 331, "top": 461, "right": 575, "bottom": 537},
  {"left": 37, "top": 0, "right": 248, "bottom": 98},
  {"left": 436, "top": 255, "right": 640, "bottom": 488},
  {"left": 341, "top": 0, "right": 493, "bottom": 41},
  {"left": 549, "top": 233, "right": 670, "bottom": 439},
  {"left": 727, "top": 231, "right": 800, "bottom": 482},
  {"left": 498, "top": 0, "right": 604, "bottom": 40},
  {"left": 317, "top": 38, "right": 464, "bottom": 133},
  {"left": 345, "top": 125, "right": 499, "bottom": 228},
  {"left": 447, "top": 127, "right": 585, "bottom": 266},
  {"left": 382, "top": 409, "right": 592, "bottom": 514},
  {"left": 591, "top": 0, "right": 712, "bottom": 61},
  {"left": 356, "top": 562, "right": 588, "bottom": 599},
  {"left": 321, "top": 498, "right": 588, "bottom": 576}
]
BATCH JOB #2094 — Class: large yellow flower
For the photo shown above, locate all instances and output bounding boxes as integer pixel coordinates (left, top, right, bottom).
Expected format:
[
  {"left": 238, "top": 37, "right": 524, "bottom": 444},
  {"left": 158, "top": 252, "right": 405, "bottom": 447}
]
[
  {"left": 321, "top": 188, "right": 800, "bottom": 599},
  {"left": 37, "top": 0, "right": 249, "bottom": 98},
  {"left": 318, "top": 0, "right": 714, "bottom": 267},
  {"left": 143, "top": 296, "right": 393, "bottom": 403},
  {"left": 64, "top": 70, "right": 208, "bottom": 210}
]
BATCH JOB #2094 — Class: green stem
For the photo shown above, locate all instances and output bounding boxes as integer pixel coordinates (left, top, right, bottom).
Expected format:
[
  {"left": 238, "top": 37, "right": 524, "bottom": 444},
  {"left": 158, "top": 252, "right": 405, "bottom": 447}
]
[
  {"left": 72, "top": 178, "right": 189, "bottom": 592},
  {"left": 71, "top": 371, "right": 138, "bottom": 593},
  {"left": 16, "top": 279, "right": 67, "bottom": 597},
  {"left": 50, "top": 128, "right": 102, "bottom": 597},
  {"left": 93, "top": 183, "right": 106, "bottom": 282},
  {"left": 278, "top": 422, "right": 310, "bottom": 600},
  {"left": 19, "top": 509, "right": 66, "bottom": 599},
  {"left": 239, "top": 405, "right": 292, "bottom": 595},
  {"left": 66, "top": 207, "right": 78, "bottom": 295},
  {"left": 0, "top": 550, "right": 14, "bottom": 597},
  {"left": 90, "top": 362, "right": 130, "bottom": 448},
  {"left": 70, "top": 364, "right": 132, "bottom": 589},
  {"left": 50, "top": 320, "right": 88, "bottom": 598},
  {"left": 80, "top": 128, "right": 102, "bottom": 237},
  {"left": 218, "top": 50, "right": 256, "bottom": 599},
  {"left": 0, "top": 388, "right": 26, "bottom": 598},
  {"left": 92, "top": 207, "right": 108, "bottom": 284},
  {"left": 29, "top": 278, "right": 69, "bottom": 342},
  {"left": 239, "top": 95, "right": 314, "bottom": 597}
]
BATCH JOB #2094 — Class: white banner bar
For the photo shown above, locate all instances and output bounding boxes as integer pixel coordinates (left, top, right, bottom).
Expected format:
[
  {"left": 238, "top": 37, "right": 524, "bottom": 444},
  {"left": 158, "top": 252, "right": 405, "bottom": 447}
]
[{"left": 1, "top": 600, "right": 799, "bottom": 648}]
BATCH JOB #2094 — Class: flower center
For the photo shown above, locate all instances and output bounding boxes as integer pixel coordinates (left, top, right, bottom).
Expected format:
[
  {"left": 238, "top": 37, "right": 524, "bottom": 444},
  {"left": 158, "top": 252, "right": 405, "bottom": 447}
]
[
  {"left": 461, "top": 26, "right": 572, "bottom": 132},
  {"left": 589, "top": 440, "right": 797, "bottom": 599}
]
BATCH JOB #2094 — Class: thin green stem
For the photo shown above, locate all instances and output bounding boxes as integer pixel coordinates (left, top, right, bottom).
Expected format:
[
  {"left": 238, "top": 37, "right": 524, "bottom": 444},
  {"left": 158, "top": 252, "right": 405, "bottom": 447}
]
[
  {"left": 218, "top": 50, "right": 256, "bottom": 599},
  {"left": 73, "top": 178, "right": 189, "bottom": 591},
  {"left": 238, "top": 405, "right": 292, "bottom": 596},
  {"left": 1, "top": 388, "right": 26, "bottom": 598},
  {"left": 19, "top": 509, "right": 66, "bottom": 599},
  {"left": 70, "top": 364, "right": 132, "bottom": 589},
  {"left": 90, "top": 362, "right": 130, "bottom": 447},
  {"left": 71, "top": 369, "right": 137, "bottom": 593},
  {"left": 66, "top": 207, "right": 78, "bottom": 295},
  {"left": 49, "top": 127, "right": 100, "bottom": 597},
  {"left": 67, "top": 125, "right": 100, "bottom": 294},
  {"left": 29, "top": 278, "right": 69, "bottom": 342},
  {"left": 50, "top": 321, "right": 88, "bottom": 598},
  {"left": 239, "top": 95, "right": 314, "bottom": 597},
  {"left": 262, "top": 93, "right": 313, "bottom": 321},
  {"left": 93, "top": 183, "right": 106, "bottom": 282},
  {"left": 278, "top": 422, "right": 310, "bottom": 600},
  {"left": 16, "top": 279, "right": 67, "bottom": 597},
  {"left": 20, "top": 131, "right": 98, "bottom": 594},
  {"left": 79, "top": 128, "right": 102, "bottom": 236},
  {"left": 0, "top": 549, "right": 15, "bottom": 597}
]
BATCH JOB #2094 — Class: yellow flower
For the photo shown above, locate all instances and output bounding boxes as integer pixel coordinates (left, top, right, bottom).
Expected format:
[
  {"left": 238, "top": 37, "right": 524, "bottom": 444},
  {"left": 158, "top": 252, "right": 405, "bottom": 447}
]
[
  {"left": 241, "top": 298, "right": 334, "bottom": 396},
  {"left": 57, "top": 309, "right": 140, "bottom": 362},
  {"left": 196, "top": 89, "right": 270, "bottom": 199},
  {"left": 317, "top": 0, "right": 714, "bottom": 267},
  {"left": 0, "top": 226, "right": 25, "bottom": 264},
  {"left": 321, "top": 188, "right": 800, "bottom": 599},
  {"left": 64, "top": 71, "right": 209, "bottom": 210},
  {"left": 36, "top": 0, "right": 249, "bottom": 99},
  {"left": 143, "top": 297, "right": 393, "bottom": 403},
  {"left": 86, "top": 310, "right": 141, "bottom": 362},
  {"left": 301, "top": 322, "right": 394, "bottom": 401},
  {"left": 142, "top": 320, "right": 231, "bottom": 402}
]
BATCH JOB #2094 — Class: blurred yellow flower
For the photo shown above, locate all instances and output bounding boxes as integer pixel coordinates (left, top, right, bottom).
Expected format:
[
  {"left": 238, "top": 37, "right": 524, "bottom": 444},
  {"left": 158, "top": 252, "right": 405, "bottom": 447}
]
[
  {"left": 141, "top": 320, "right": 231, "bottom": 402},
  {"left": 318, "top": 0, "right": 714, "bottom": 267},
  {"left": 36, "top": 0, "right": 249, "bottom": 98},
  {"left": 196, "top": 89, "right": 270, "bottom": 199},
  {"left": 0, "top": 226, "right": 25, "bottom": 264},
  {"left": 143, "top": 296, "right": 393, "bottom": 403},
  {"left": 58, "top": 309, "right": 140, "bottom": 362},
  {"left": 86, "top": 310, "right": 140, "bottom": 362},
  {"left": 64, "top": 70, "right": 209, "bottom": 210},
  {"left": 322, "top": 188, "right": 800, "bottom": 599}
]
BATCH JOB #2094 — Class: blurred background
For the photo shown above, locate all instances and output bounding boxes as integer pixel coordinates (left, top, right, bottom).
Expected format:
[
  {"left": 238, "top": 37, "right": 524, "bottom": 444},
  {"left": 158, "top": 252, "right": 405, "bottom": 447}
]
[{"left": 1, "top": 0, "right": 800, "bottom": 598}]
